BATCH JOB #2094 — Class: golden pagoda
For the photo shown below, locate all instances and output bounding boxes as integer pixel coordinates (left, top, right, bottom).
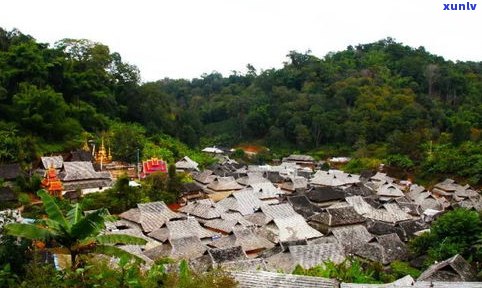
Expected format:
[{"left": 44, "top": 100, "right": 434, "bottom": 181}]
[
  {"left": 81, "top": 139, "right": 90, "bottom": 152},
  {"left": 95, "top": 138, "right": 112, "bottom": 165},
  {"left": 41, "top": 165, "right": 63, "bottom": 198}
]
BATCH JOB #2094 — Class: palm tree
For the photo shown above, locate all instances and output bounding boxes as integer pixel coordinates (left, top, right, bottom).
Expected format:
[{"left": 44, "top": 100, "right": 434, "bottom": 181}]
[{"left": 4, "top": 190, "right": 147, "bottom": 269}]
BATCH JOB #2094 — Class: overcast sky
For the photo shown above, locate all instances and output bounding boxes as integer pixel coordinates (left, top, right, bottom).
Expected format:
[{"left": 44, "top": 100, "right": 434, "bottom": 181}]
[{"left": 1, "top": 0, "right": 481, "bottom": 82}]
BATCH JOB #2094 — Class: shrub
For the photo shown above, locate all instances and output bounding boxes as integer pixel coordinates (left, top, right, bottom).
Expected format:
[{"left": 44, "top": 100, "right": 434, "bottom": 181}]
[
  {"left": 292, "top": 258, "right": 381, "bottom": 284},
  {"left": 409, "top": 208, "right": 482, "bottom": 266},
  {"left": 343, "top": 158, "right": 382, "bottom": 174}
]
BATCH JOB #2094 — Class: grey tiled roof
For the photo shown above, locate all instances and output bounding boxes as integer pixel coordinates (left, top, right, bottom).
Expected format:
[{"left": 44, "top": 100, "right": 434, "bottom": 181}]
[
  {"left": 207, "top": 176, "right": 244, "bottom": 191},
  {"left": 60, "top": 161, "right": 111, "bottom": 181},
  {"left": 166, "top": 218, "right": 218, "bottom": 239},
  {"left": 204, "top": 218, "right": 239, "bottom": 233},
  {"left": 232, "top": 190, "right": 264, "bottom": 215},
  {"left": 280, "top": 176, "right": 308, "bottom": 191},
  {"left": 178, "top": 202, "right": 223, "bottom": 219},
  {"left": 287, "top": 195, "right": 316, "bottom": 218},
  {"left": 231, "top": 270, "right": 338, "bottom": 288},
  {"left": 340, "top": 275, "right": 414, "bottom": 287},
  {"left": 331, "top": 225, "right": 373, "bottom": 252},
  {"left": 352, "top": 233, "right": 408, "bottom": 265},
  {"left": 289, "top": 243, "right": 346, "bottom": 269},
  {"left": 261, "top": 203, "right": 298, "bottom": 219},
  {"left": 220, "top": 258, "right": 267, "bottom": 271},
  {"left": 244, "top": 212, "right": 273, "bottom": 226},
  {"left": 274, "top": 215, "right": 323, "bottom": 242},
  {"left": 306, "top": 186, "right": 346, "bottom": 203},
  {"left": 236, "top": 172, "right": 271, "bottom": 186},
  {"left": 194, "top": 170, "right": 216, "bottom": 184},
  {"left": 417, "top": 254, "right": 477, "bottom": 282},
  {"left": 282, "top": 154, "right": 315, "bottom": 162},
  {"left": 41, "top": 156, "right": 64, "bottom": 169},
  {"left": 147, "top": 227, "right": 169, "bottom": 242},
  {"left": 346, "top": 196, "right": 412, "bottom": 224},
  {"left": 233, "top": 227, "right": 275, "bottom": 252},
  {"left": 375, "top": 233, "right": 408, "bottom": 264},
  {"left": 208, "top": 246, "right": 247, "bottom": 263},
  {"left": 62, "top": 179, "right": 112, "bottom": 192},
  {"left": 221, "top": 212, "right": 256, "bottom": 227},
  {"left": 310, "top": 170, "right": 360, "bottom": 187},
  {"left": 137, "top": 202, "right": 182, "bottom": 233},
  {"left": 310, "top": 206, "right": 365, "bottom": 227},
  {"left": 170, "top": 236, "right": 207, "bottom": 260},
  {"left": 175, "top": 156, "right": 199, "bottom": 171},
  {"left": 119, "top": 208, "right": 141, "bottom": 223},
  {"left": 377, "top": 183, "right": 405, "bottom": 197},
  {"left": 249, "top": 183, "right": 284, "bottom": 199}
]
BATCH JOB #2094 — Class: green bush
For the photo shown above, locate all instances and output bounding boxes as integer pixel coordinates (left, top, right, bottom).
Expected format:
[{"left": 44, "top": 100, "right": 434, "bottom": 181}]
[
  {"left": 409, "top": 208, "right": 482, "bottom": 266},
  {"left": 18, "top": 193, "right": 31, "bottom": 206},
  {"left": 292, "top": 258, "right": 381, "bottom": 284},
  {"left": 343, "top": 158, "right": 382, "bottom": 174},
  {"left": 385, "top": 154, "right": 414, "bottom": 170},
  {"left": 389, "top": 261, "right": 421, "bottom": 279}
]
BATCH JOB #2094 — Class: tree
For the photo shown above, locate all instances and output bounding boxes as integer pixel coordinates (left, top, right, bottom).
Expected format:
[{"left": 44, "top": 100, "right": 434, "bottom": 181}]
[
  {"left": 4, "top": 190, "right": 147, "bottom": 269},
  {"left": 110, "top": 122, "right": 146, "bottom": 163}
]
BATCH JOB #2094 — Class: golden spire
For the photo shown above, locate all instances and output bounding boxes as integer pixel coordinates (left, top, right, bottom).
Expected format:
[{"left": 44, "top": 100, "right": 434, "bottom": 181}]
[
  {"left": 95, "top": 137, "right": 112, "bottom": 165},
  {"left": 108, "top": 146, "right": 112, "bottom": 161},
  {"left": 82, "top": 139, "right": 90, "bottom": 151}
]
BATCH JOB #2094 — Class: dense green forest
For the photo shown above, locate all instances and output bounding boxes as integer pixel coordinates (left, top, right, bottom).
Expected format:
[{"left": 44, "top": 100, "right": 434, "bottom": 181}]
[{"left": 0, "top": 28, "right": 480, "bottom": 184}]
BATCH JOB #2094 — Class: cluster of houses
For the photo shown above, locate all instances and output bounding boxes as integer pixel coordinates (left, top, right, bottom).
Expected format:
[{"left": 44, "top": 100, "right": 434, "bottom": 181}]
[
  {"left": 1, "top": 149, "right": 481, "bottom": 286},
  {"left": 101, "top": 154, "right": 481, "bottom": 286}
]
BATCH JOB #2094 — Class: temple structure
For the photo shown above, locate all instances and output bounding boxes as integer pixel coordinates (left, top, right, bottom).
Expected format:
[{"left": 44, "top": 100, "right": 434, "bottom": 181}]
[
  {"left": 94, "top": 138, "right": 112, "bottom": 168},
  {"left": 41, "top": 166, "right": 64, "bottom": 197},
  {"left": 140, "top": 158, "right": 167, "bottom": 178}
]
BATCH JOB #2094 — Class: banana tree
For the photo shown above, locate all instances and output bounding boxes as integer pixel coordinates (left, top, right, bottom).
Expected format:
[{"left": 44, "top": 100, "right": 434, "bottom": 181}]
[{"left": 4, "top": 190, "right": 147, "bottom": 269}]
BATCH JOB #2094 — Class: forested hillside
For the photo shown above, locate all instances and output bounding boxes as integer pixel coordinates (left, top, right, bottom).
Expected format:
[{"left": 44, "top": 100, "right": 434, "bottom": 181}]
[{"left": 0, "top": 28, "right": 480, "bottom": 184}]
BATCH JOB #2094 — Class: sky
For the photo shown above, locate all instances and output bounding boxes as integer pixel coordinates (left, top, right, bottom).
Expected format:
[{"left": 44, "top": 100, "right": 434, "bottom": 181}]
[{"left": 1, "top": 0, "right": 481, "bottom": 82}]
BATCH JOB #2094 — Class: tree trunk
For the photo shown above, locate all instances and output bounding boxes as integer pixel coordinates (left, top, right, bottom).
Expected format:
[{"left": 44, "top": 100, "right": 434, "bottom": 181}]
[{"left": 71, "top": 251, "right": 77, "bottom": 270}]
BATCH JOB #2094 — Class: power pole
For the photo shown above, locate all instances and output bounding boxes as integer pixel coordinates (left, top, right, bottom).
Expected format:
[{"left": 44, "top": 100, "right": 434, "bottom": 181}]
[{"left": 136, "top": 148, "right": 140, "bottom": 180}]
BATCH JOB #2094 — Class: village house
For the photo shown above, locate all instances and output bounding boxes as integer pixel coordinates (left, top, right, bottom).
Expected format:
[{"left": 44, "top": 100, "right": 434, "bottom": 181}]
[
  {"left": 281, "top": 154, "right": 315, "bottom": 169},
  {"left": 59, "top": 161, "right": 113, "bottom": 194},
  {"left": 175, "top": 156, "right": 199, "bottom": 172}
]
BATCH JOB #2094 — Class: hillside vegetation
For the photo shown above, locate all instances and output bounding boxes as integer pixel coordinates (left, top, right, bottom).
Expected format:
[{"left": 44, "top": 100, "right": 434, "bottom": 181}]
[{"left": 0, "top": 28, "right": 480, "bottom": 184}]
